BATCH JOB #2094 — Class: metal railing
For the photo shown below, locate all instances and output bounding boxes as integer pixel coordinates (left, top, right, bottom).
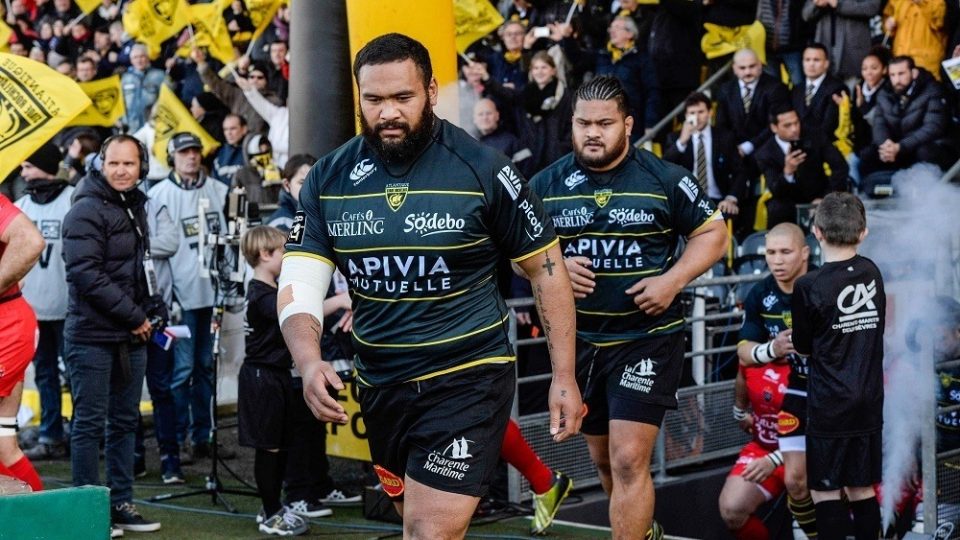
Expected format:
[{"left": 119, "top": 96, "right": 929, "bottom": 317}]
[{"left": 505, "top": 271, "right": 765, "bottom": 502}]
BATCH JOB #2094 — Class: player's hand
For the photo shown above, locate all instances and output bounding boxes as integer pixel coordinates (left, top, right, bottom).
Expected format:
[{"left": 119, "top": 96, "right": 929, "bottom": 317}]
[
  {"left": 131, "top": 318, "right": 153, "bottom": 342},
  {"left": 548, "top": 377, "right": 583, "bottom": 442},
  {"left": 738, "top": 416, "right": 754, "bottom": 434},
  {"left": 771, "top": 329, "right": 795, "bottom": 358},
  {"left": 301, "top": 359, "right": 348, "bottom": 425},
  {"left": 626, "top": 274, "right": 682, "bottom": 316},
  {"left": 564, "top": 257, "right": 595, "bottom": 298},
  {"left": 742, "top": 456, "right": 775, "bottom": 483}
]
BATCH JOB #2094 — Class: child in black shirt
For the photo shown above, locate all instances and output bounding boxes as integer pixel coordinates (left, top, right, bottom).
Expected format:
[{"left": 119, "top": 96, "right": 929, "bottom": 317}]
[
  {"left": 238, "top": 225, "right": 311, "bottom": 536},
  {"left": 792, "top": 192, "right": 886, "bottom": 540}
]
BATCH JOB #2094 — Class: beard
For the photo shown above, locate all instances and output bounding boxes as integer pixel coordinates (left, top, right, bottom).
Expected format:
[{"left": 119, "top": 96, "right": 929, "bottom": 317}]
[
  {"left": 360, "top": 101, "right": 435, "bottom": 164},
  {"left": 574, "top": 130, "right": 628, "bottom": 170}
]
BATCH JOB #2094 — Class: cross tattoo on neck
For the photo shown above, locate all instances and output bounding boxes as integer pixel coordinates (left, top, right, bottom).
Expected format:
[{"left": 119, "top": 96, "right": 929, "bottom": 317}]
[{"left": 542, "top": 254, "right": 556, "bottom": 276}]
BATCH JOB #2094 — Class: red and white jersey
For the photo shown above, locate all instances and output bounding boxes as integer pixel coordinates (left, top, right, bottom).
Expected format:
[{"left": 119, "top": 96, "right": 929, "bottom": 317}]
[
  {"left": 0, "top": 194, "right": 24, "bottom": 297},
  {"left": 741, "top": 362, "right": 790, "bottom": 450}
]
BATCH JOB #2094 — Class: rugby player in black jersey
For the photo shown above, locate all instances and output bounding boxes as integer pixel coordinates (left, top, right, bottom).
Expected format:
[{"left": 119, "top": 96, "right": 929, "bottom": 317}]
[
  {"left": 792, "top": 193, "right": 885, "bottom": 540},
  {"left": 736, "top": 223, "right": 818, "bottom": 537},
  {"left": 277, "top": 34, "right": 582, "bottom": 539},
  {"left": 528, "top": 77, "right": 728, "bottom": 538}
]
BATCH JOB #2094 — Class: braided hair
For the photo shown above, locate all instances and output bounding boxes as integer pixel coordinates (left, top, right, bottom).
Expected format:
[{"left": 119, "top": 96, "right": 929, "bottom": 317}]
[{"left": 574, "top": 76, "right": 628, "bottom": 117}]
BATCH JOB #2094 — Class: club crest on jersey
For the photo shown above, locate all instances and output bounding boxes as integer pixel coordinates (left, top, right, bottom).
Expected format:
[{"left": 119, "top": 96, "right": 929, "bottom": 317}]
[
  {"left": 782, "top": 311, "right": 792, "bottom": 328},
  {"left": 385, "top": 183, "right": 409, "bottom": 212},
  {"left": 594, "top": 189, "right": 613, "bottom": 208}
]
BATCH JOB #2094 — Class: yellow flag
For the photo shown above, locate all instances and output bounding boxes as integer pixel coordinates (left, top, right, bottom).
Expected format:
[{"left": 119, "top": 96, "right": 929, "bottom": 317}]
[
  {"left": 246, "top": 0, "right": 284, "bottom": 41},
  {"left": 75, "top": 0, "right": 103, "bottom": 14},
  {"left": 833, "top": 93, "right": 854, "bottom": 158},
  {"left": 122, "top": 0, "right": 191, "bottom": 59},
  {"left": 150, "top": 85, "right": 219, "bottom": 165},
  {"left": 701, "top": 21, "right": 766, "bottom": 64},
  {"left": 0, "top": 54, "right": 91, "bottom": 182},
  {"left": 67, "top": 75, "right": 126, "bottom": 127},
  {"left": 453, "top": 0, "right": 503, "bottom": 54},
  {"left": 176, "top": 3, "right": 236, "bottom": 64},
  {"left": 0, "top": 20, "right": 12, "bottom": 52}
]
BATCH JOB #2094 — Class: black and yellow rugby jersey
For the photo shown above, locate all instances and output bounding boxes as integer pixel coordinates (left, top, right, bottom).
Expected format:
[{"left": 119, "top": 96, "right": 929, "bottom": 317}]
[
  {"left": 739, "top": 273, "right": 808, "bottom": 391},
  {"left": 286, "top": 119, "right": 557, "bottom": 386},
  {"left": 530, "top": 147, "right": 720, "bottom": 345}
]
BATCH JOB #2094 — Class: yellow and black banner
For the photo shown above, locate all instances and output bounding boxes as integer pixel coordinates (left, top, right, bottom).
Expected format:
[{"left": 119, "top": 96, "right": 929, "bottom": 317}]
[
  {"left": 0, "top": 20, "right": 12, "bottom": 52},
  {"left": 453, "top": 0, "right": 503, "bottom": 54},
  {"left": 68, "top": 75, "right": 126, "bottom": 127},
  {"left": 122, "top": 0, "right": 191, "bottom": 59},
  {"left": 0, "top": 54, "right": 90, "bottom": 182},
  {"left": 150, "top": 85, "right": 219, "bottom": 165},
  {"left": 246, "top": 0, "right": 285, "bottom": 42},
  {"left": 701, "top": 21, "right": 766, "bottom": 64},
  {"left": 176, "top": 3, "right": 236, "bottom": 64},
  {"left": 75, "top": 0, "right": 103, "bottom": 14}
]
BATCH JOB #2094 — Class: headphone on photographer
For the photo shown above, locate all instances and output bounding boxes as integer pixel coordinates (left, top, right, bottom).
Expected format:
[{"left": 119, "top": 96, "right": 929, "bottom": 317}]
[
  {"left": 166, "top": 131, "right": 203, "bottom": 167},
  {"left": 98, "top": 134, "right": 150, "bottom": 181}
]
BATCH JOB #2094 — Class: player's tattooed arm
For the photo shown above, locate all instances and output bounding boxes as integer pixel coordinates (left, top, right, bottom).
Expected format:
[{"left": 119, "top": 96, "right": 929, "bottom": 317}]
[{"left": 517, "top": 244, "right": 583, "bottom": 441}]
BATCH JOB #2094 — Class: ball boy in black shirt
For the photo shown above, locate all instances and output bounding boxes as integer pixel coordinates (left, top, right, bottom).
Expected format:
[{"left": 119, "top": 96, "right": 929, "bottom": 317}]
[{"left": 792, "top": 193, "right": 886, "bottom": 540}]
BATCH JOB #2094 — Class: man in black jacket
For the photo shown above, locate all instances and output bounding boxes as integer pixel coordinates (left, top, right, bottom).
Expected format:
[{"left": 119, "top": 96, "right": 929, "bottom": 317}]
[
  {"left": 62, "top": 135, "right": 161, "bottom": 535},
  {"left": 791, "top": 43, "right": 846, "bottom": 140},
  {"left": 858, "top": 56, "right": 951, "bottom": 192},
  {"left": 665, "top": 92, "right": 747, "bottom": 214},
  {"left": 716, "top": 49, "right": 791, "bottom": 164},
  {"left": 756, "top": 106, "right": 849, "bottom": 227}
]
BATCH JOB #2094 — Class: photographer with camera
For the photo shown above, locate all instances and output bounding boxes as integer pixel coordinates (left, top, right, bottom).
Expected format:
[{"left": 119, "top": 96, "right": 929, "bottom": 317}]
[
  {"left": 62, "top": 134, "right": 163, "bottom": 534},
  {"left": 755, "top": 105, "right": 849, "bottom": 227}
]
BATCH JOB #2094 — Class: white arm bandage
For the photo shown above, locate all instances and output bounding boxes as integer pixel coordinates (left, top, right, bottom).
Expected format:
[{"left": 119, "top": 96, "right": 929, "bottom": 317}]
[
  {"left": 751, "top": 341, "right": 777, "bottom": 364},
  {"left": 277, "top": 255, "right": 333, "bottom": 329}
]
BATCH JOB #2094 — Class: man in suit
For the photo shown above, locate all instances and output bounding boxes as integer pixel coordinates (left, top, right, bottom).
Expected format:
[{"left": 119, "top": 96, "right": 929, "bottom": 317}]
[
  {"left": 791, "top": 43, "right": 846, "bottom": 139},
  {"left": 715, "top": 49, "right": 791, "bottom": 163},
  {"left": 664, "top": 92, "right": 746, "bottom": 219},
  {"left": 756, "top": 105, "right": 850, "bottom": 227}
]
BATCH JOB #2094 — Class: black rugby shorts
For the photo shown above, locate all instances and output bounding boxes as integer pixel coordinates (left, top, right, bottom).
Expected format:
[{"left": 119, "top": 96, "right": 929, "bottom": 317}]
[
  {"left": 359, "top": 362, "right": 515, "bottom": 499},
  {"left": 576, "top": 332, "right": 685, "bottom": 435},
  {"left": 237, "top": 363, "right": 324, "bottom": 450},
  {"left": 807, "top": 432, "right": 882, "bottom": 491}
]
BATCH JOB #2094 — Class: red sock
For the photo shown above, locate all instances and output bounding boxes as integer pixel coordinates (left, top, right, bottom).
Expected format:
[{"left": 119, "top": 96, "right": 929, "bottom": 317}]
[
  {"left": 8, "top": 456, "right": 42, "bottom": 492},
  {"left": 734, "top": 515, "right": 769, "bottom": 540},
  {"left": 500, "top": 419, "right": 554, "bottom": 494}
]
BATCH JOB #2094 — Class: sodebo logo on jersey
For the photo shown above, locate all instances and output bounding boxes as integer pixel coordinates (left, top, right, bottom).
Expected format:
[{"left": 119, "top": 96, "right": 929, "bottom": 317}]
[
  {"left": 832, "top": 280, "right": 879, "bottom": 333},
  {"left": 349, "top": 159, "right": 376, "bottom": 185},
  {"left": 403, "top": 212, "right": 465, "bottom": 236},
  {"left": 608, "top": 208, "right": 655, "bottom": 227}
]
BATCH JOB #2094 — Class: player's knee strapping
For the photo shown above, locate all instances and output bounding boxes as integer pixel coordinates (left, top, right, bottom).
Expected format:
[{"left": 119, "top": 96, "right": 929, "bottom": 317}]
[{"left": 0, "top": 417, "right": 18, "bottom": 437}]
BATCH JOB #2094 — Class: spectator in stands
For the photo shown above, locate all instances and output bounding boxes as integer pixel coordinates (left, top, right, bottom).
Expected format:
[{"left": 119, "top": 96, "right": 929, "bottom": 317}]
[
  {"left": 756, "top": 105, "right": 849, "bottom": 226},
  {"left": 89, "top": 25, "right": 119, "bottom": 74},
  {"left": 147, "top": 132, "right": 229, "bottom": 464},
  {"left": 664, "top": 92, "right": 746, "bottom": 218},
  {"left": 716, "top": 49, "right": 790, "bottom": 164},
  {"left": 213, "top": 113, "right": 249, "bottom": 186},
  {"left": 63, "top": 135, "right": 161, "bottom": 534},
  {"left": 457, "top": 53, "right": 487, "bottom": 139},
  {"left": 648, "top": 0, "right": 705, "bottom": 113},
  {"left": 851, "top": 47, "right": 891, "bottom": 176},
  {"left": 883, "top": 0, "right": 948, "bottom": 79},
  {"left": 267, "top": 154, "right": 314, "bottom": 231},
  {"left": 47, "top": 0, "right": 80, "bottom": 23},
  {"left": 792, "top": 43, "right": 846, "bottom": 139},
  {"left": 702, "top": 0, "right": 760, "bottom": 71},
  {"left": 802, "top": 0, "right": 881, "bottom": 82},
  {"left": 503, "top": 0, "right": 547, "bottom": 28},
  {"left": 192, "top": 47, "right": 281, "bottom": 136},
  {"left": 858, "top": 56, "right": 951, "bottom": 191},
  {"left": 14, "top": 143, "right": 73, "bottom": 462},
  {"left": 75, "top": 55, "right": 98, "bottom": 83},
  {"left": 559, "top": 16, "right": 661, "bottom": 139},
  {"left": 758, "top": 0, "right": 806, "bottom": 86},
  {"left": 488, "top": 20, "right": 530, "bottom": 91},
  {"left": 50, "top": 16, "right": 92, "bottom": 64},
  {"left": 233, "top": 134, "right": 282, "bottom": 204},
  {"left": 236, "top": 72, "right": 289, "bottom": 167},
  {"left": 189, "top": 92, "right": 228, "bottom": 145},
  {"left": 224, "top": 0, "right": 255, "bottom": 46},
  {"left": 61, "top": 131, "right": 101, "bottom": 183},
  {"left": 473, "top": 98, "right": 534, "bottom": 176},
  {"left": 121, "top": 43, "right": 169, "bottom": 134},
  {"left": 266, "top": 39, "right": 289, "bottom": 103},
  {"left": 520, "top": 51, "right": 572, "bottom": 171}
]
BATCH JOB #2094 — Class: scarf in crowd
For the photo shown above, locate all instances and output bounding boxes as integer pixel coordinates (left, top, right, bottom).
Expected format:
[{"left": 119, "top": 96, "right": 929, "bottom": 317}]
[
  {"left": 504, "top": 50, "right": 523, "bottom": 64},
  {"left": 606, "top": 40, "right": 635, "bottom": 63},
  {"left": 523, "top": 79, "right": 565, "bottom": 121},
  {"left": 25, "top": 179, "right": 69, "bottom": 205}
]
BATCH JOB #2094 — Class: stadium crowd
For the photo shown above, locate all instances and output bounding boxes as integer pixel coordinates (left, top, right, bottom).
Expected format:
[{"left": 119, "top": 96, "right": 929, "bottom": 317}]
[{"left": 1, "top": 0, "right": 959, "bottom": 538}]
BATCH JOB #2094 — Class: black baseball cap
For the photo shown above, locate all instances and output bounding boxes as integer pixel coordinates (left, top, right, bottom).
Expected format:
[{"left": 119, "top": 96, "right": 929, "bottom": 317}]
[{"left": 168, "top": 132, "right": 202, "bottom": 153}]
